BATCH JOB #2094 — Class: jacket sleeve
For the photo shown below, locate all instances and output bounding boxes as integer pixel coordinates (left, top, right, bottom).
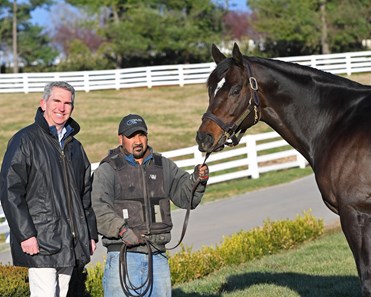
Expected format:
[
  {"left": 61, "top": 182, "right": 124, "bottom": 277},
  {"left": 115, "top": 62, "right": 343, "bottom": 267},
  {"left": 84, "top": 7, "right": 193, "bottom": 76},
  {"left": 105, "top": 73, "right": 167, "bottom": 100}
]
[
  {"left": 162, "top": 157, "right": 207, "bottom": 209},
  {"left": 0, "top": 134, "right": 37, "bottom": 243},
  {"left": 91, "top": 162, "right": 125, "bottom": 238},
  {"left": 80, "top": 146, "right": 98, "bottom": 242}
]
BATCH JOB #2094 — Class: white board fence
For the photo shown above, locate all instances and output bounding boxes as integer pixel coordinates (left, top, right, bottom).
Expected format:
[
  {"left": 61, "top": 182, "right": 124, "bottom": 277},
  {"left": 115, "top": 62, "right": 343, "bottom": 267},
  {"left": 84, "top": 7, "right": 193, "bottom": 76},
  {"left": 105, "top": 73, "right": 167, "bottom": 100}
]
[
  {"left": 1, "top": 50, "right": 371, "bottom": 94},
  {"left": 91, "top": 131, "right": 308, "bottom": 184}
]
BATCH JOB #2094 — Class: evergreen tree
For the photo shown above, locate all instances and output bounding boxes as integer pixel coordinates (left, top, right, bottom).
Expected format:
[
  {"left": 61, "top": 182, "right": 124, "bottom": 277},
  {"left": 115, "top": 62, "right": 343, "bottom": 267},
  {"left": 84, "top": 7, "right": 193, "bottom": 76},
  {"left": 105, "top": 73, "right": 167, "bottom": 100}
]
[
  {"left": 247, "top": 0, "right": 370, "bottom": 57},
  {"left": 0, "top": 0, "right": 58, "bottom": 72}
]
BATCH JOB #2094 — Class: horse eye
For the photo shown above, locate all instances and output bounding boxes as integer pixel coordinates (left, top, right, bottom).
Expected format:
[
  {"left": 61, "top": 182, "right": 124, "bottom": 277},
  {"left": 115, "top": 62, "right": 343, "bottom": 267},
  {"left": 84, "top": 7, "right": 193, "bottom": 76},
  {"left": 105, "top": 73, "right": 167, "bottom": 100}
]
[{"left": 230, "top": 85, "right": 241, "bottom": 97}]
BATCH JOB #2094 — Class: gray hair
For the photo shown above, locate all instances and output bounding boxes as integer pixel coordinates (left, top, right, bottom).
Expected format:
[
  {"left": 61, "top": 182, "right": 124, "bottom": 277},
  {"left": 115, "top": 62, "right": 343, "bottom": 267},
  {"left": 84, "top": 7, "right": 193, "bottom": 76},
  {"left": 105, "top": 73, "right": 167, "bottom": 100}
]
[{"left": 42, "top": 81, "right": 76, "bottom": 104}]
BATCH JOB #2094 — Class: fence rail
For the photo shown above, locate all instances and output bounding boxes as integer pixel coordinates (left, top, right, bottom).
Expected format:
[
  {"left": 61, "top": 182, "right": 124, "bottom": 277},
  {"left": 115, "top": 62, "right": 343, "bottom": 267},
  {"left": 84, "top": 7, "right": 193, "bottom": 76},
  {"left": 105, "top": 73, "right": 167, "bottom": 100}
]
[
  {"left": 91, "top": 131, "right": 308, "bottom": 184},
  {"left": 1, "top": 51, "right": 371, "bottom": 93}
]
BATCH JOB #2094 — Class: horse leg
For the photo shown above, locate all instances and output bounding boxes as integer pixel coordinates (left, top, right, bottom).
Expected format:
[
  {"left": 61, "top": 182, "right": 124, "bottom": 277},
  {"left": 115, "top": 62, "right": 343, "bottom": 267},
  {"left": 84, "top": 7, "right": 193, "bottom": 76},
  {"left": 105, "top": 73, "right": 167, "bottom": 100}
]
[{"left": 340, "top": 208, "right": 371, "bottom": 297}]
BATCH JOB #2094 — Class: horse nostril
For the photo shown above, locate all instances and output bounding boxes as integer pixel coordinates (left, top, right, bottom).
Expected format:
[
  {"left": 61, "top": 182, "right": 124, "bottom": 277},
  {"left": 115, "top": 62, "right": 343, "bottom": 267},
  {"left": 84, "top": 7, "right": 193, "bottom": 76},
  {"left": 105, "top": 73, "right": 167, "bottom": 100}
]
[
  {"left": 196, "top": 131, "right": 214, "bottom": 146},
  {"left": 205, "top": 133, "right": 214, "bottom": 145}
]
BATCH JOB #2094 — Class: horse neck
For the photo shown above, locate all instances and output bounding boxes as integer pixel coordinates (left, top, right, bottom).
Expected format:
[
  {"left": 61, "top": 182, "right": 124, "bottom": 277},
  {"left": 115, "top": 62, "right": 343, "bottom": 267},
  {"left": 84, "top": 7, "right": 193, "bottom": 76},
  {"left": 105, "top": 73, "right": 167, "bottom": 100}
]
[
  {"left": 261, "top": 78, "right": 369, "bottom": 168},
  {"left": 255, "top": 67, "right": 347, "bottom": 166},
  {"left": 261, "top": 104, "right": 317, "bottom": 166}
]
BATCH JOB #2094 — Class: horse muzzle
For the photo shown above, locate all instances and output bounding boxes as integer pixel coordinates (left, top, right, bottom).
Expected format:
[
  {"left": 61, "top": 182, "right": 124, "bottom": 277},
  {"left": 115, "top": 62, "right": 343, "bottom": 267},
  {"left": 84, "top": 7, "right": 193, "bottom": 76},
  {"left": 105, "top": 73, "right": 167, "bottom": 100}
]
[{"left": 196, "top": 131, "right": 225, "bottom": 153}]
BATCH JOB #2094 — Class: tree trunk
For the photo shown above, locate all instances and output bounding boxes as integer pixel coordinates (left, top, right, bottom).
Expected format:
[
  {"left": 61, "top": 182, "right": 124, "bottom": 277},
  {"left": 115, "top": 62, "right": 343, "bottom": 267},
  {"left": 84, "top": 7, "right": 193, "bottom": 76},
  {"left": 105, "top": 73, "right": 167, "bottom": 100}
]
[
  {"left": 12, "top": 0, "right": 19, "bottom": 73},
  {"left": 111, "top": 6, "right": 122, "bottom": 68},
  {"left": 320, "top": 0, "right": 330, "bottom": 54}
]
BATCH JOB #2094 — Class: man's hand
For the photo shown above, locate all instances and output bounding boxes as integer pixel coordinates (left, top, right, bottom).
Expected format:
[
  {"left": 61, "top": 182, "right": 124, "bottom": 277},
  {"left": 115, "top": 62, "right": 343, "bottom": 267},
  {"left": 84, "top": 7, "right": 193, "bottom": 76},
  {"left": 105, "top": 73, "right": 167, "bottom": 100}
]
[
  {"left": 90, "top": 239, "right": 97, "bottom": 256},
  {"left": 119, "top": 227, "right": 143, "bottom": 247},
  {"left": 21, "top": 236, "right": 39, "bottom": 255},
  {"left": 193, "top": 164, "right": 209, "bottom": 184}
]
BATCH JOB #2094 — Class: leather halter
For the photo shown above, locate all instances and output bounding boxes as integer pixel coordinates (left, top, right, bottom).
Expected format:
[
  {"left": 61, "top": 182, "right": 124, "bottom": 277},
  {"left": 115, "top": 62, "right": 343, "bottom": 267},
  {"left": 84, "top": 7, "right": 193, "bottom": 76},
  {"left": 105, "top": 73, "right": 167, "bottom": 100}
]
[{"left": 202, "top": 62, "right": 261, "bottom": 148}]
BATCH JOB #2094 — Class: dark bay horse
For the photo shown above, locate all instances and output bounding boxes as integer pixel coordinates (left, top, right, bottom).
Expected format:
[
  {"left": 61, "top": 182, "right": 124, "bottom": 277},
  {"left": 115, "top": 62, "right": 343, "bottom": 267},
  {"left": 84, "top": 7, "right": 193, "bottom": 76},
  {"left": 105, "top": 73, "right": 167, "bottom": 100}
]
[{"left": 196, "top": 43, "right": 371, "bottom": 296}]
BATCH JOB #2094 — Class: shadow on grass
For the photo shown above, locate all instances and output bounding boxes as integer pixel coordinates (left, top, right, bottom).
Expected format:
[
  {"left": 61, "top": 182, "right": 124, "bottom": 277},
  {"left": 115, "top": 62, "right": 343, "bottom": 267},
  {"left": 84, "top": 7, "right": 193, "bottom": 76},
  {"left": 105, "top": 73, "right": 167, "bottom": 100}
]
[{"left": 173, "top": 271, "right": 361, "bottom": 297}]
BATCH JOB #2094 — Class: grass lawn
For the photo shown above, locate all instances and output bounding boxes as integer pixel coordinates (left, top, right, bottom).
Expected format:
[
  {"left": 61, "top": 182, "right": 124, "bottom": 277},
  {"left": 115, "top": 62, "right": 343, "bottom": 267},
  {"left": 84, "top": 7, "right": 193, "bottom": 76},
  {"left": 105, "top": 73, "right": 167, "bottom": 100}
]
[{"left": 173, "top": 227, "right": 361, "bottom": 297}]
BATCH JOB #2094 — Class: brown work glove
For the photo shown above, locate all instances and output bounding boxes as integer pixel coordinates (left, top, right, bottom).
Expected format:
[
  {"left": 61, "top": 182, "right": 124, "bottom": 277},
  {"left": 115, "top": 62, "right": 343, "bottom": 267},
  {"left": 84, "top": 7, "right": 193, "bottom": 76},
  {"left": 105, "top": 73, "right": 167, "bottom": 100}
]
[
  {"left": 119, "top": 227, "right": 143, "bottom": 246},
  {"left": 193, "top": 164, "right": 209, "bottom": 185}
]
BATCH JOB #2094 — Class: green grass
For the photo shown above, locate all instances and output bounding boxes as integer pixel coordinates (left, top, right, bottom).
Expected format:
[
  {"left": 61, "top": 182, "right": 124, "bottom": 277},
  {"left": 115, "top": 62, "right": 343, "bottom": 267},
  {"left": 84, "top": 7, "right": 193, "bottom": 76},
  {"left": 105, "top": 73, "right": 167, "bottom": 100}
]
[{"left": 173, "top": 227, "right": 361, "bottom": 297}]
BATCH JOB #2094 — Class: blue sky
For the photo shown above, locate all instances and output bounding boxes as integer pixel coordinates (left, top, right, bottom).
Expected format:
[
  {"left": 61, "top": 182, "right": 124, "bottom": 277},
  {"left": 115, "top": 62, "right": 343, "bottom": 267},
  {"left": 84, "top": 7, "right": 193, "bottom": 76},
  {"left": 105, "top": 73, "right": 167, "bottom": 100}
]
[
  {"left": 31, "top": 0, "right": 249, "bottom": 26},
  {"left": 219, "top": 0, "right": 249, "bottom": 11}
]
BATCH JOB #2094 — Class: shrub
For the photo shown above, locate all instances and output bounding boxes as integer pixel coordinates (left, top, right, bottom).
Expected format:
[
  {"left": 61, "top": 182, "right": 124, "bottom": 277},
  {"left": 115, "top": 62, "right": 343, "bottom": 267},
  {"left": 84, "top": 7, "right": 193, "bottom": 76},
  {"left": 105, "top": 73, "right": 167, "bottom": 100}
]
[
  {"left": 169, "top": 211, "right": 323, "bottom": 284},
  {"left": 85, "top": 262, "right": 104, "bottom": 297},
  {"left": 0, "top": 212, "right": 323, "bottom": 295},
  {"left": 169, "top": 245, "right": 223, "bottom": 284},
  {"left": 0, "top": 265, "right": 28, "bottom": 296},
  {"left": 0, "top": 265, "right": 91, "bottom": 297}
]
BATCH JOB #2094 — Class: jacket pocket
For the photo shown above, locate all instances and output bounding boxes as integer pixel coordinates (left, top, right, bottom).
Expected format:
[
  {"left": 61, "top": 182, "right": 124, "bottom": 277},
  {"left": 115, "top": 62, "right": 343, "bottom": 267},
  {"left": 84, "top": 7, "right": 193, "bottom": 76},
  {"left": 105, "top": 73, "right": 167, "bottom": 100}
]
[
  {"left": 149, "top": 198, "right": 173, "bottom": 234},
  {"left": 33, "top": 216, "right": 62, "bottom": 255},
  {"left": 114, "top": 200, "right": 144, "bottom": 229}
]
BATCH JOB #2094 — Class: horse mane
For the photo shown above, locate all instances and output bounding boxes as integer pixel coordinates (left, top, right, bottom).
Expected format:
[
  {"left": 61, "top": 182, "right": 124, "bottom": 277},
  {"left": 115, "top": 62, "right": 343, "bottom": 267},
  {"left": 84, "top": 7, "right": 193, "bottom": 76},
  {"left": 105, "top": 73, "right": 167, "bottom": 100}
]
[
  {"left": 249, "top": 56, "right": 366, "bottom": 89},
  {"left": 207, "top": 55, "right": 366, "bottom": 99}
]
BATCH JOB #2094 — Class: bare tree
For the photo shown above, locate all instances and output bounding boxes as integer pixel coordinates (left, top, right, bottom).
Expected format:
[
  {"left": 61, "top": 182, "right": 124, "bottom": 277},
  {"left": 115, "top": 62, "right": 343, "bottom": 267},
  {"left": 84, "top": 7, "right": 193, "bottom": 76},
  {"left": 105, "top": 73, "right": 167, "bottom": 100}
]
[
  {"left": 320, "top": 0, "right": 330, "bottom": 54},
  {"left": 12, "top": 0, "right": 18, "bottom": 73}
]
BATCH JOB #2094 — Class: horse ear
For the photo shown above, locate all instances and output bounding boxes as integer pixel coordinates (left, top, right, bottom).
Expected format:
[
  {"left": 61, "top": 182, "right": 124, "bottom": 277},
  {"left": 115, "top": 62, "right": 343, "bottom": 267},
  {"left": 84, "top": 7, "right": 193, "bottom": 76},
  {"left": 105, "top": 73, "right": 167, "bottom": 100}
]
[
  {"left": 211, "top": 43, "right": 226, "bottom": 64},
  {"left": 232, "top": 43, "right": 244, "bottom": 68}
]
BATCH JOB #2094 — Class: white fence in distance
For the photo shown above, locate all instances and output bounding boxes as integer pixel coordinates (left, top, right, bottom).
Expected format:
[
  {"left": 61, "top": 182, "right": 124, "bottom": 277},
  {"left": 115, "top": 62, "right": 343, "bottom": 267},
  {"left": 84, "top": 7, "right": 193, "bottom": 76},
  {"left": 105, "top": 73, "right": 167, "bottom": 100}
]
[
  {"left": 1, "top": 50, "right": 371, "bottom": 93},
  {"left": 91, "top": 131, "right": 308, "bottom": 184}
]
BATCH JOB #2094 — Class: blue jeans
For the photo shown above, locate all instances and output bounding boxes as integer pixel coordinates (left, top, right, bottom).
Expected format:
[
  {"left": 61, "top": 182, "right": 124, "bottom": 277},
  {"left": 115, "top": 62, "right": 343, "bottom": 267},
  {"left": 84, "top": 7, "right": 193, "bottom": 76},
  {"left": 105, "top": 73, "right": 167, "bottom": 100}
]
[{"left": 103, "top": 251, "right": 171, "bottom": 297}]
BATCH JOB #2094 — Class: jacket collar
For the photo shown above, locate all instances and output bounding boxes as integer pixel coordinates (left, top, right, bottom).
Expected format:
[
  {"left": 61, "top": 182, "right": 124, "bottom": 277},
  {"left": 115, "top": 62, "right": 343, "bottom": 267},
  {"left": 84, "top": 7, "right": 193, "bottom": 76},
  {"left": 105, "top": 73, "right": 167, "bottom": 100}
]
[
  {"left": 35, "top": 107, "right": 80, "bottom": 137},
  {"left": 125, "top": 146, "right": 153, "bottom": 167}
]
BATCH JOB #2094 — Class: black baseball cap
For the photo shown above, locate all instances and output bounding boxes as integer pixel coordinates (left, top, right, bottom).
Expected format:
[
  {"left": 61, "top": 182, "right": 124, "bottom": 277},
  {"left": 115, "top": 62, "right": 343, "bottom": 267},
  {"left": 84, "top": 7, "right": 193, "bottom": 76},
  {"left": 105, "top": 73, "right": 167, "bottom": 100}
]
[{"left": 118, "top": 114, "right": 148, "bottom": 137}]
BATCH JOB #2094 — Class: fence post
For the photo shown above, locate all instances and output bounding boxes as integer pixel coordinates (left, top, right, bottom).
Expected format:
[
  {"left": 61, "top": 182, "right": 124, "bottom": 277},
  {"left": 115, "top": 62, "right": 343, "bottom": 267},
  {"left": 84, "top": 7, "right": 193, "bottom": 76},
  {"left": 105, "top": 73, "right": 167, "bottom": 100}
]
[
  {"left": 84, "top": 72, "right": 90, "bottom": 92},
  {"left": 23, "top": 73, "right": 29, "bottom": 94},
  {"left": 246, "top": 135, "right": 259, "bottom": 179},
  {"left": 311, "top": 56, "right": 317, "bottom": 69},
  {"left": 346, "top": 53, "right": 352, "bottom": 76},
  {"left": 178, "top": 65, "right": 184, "bottom": 87},
  {"left": 115, "top": 69, "right": 120, "bottom": 90},
  {"left": 296, "top": 151, "right": 307, "bottom": 169},
  {"left": 146, "top": 68, "right": 152, "bottom": 89}
]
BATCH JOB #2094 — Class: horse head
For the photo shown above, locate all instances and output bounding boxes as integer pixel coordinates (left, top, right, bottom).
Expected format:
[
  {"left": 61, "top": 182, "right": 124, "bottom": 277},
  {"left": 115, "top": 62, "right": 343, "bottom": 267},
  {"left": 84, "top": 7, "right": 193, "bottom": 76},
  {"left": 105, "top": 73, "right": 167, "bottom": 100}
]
[{"left": 196, "top": 43, "right": 261, "bottom": 153}]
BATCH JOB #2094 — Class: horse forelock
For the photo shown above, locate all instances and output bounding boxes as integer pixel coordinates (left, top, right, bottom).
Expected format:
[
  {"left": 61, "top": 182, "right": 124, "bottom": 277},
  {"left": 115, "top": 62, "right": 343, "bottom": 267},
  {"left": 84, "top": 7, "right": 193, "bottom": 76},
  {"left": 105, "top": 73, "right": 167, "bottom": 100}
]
[{"left": 207, "top": 58, "right": 234, "bottom": 99}]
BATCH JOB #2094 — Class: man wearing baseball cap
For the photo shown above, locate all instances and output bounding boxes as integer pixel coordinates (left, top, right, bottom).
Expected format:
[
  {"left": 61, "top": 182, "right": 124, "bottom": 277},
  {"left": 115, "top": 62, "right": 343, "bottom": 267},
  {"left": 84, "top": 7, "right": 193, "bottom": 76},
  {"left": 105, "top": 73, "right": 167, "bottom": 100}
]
[
  {"left": 91, "top": 114, "right": 209, "bottom": 297},
  {"left": 118, "top": 114, "right": 148, "bottom": 137}
]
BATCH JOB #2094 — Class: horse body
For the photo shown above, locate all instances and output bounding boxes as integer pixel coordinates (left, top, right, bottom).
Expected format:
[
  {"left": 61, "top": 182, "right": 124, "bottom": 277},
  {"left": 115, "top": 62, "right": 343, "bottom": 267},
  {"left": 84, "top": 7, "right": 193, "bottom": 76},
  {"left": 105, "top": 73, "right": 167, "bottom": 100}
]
[
  {"left": 196, "top": 43, "right": 371, "bottom": 296},
  {"left": 251, "top": 58, "right": 371, "bottom": 214}
]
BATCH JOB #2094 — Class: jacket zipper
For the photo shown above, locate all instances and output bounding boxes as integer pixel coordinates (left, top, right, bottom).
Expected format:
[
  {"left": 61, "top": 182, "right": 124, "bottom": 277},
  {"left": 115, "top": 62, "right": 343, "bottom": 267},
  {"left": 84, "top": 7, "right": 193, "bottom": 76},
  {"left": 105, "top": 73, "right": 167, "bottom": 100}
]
[
  {"left": 140, "top": 165, "right": 151, "bottom": 235},
  {"left": 60, "top": 138, "right": 77, "bottom": 241}
]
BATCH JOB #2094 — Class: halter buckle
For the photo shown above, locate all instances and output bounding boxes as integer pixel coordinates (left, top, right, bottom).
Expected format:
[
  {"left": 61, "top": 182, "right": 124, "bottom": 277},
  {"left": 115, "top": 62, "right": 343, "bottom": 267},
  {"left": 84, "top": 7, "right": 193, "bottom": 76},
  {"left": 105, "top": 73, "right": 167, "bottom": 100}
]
[{"left": 249, "top": 77, "right": 258, "bottom": 91}]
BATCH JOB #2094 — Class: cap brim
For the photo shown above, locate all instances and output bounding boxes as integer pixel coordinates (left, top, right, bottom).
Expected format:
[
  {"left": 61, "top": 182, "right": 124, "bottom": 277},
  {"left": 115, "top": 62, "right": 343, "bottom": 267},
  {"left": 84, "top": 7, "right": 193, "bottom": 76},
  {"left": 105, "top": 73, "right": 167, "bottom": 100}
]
[{"left": 123, "top": 127, "right": 148, "bottom": 137}]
